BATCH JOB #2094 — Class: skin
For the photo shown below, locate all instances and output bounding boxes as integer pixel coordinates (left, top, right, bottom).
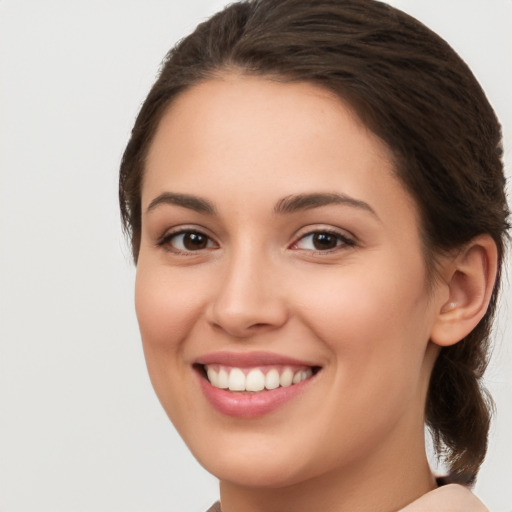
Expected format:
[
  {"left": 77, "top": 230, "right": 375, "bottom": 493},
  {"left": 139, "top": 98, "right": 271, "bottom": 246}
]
[{"left": 135, "top": 75, "right": 469, "bottom": 512}]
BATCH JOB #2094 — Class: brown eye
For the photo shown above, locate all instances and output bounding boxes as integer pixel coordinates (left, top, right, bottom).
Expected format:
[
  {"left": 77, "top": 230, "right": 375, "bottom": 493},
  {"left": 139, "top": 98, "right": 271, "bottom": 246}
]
[
  {"left": 311, "top": 232, "right": 338, "bottom": 250},
  {"left": 182, "top": 232, "right": 209, "bottom": 250},
  {"left": 293, "top": 230, "right": 354, "bottom": 252},
  {"left": 161, "top": 230, "right": 217, "bottom": 252}
]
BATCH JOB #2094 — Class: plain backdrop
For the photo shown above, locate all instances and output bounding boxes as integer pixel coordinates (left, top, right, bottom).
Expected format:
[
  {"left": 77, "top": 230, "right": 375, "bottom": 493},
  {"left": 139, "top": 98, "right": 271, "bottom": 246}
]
[{"left": 0, "top": 1, "right": 510, "bottom": 511}]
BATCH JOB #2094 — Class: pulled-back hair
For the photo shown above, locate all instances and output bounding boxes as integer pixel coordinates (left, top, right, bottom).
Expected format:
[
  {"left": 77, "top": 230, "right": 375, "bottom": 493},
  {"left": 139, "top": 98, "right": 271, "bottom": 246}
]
[{"left": 119, "top": 0, "right": 509, "bottom": 484}]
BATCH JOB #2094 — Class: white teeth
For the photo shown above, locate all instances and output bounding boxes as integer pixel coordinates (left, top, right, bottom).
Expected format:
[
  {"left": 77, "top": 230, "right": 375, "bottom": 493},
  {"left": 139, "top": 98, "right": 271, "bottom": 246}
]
[
  {"left": 265, "top": 369, "right": 280, "bottom": 390},
  {"left": 228, "top": 368, "right": 246, "bottom": 391},
  {"left": 280, "top": 368, "right": 294, "bottom": 387},
  {"left": 218, "top": 368, "right": 229, "bottom": 389},
  {"left": 292, "top": 369, "right": 312, "bottom": 384},
  {"left": 207, "top": 367, "right": 219, "bottom": 387},
  {"left": 205, "top": 365, "right": 315, "bottom": 391},
  {"left": 246, "top": 369, "right": 265, "bottom": 392}
]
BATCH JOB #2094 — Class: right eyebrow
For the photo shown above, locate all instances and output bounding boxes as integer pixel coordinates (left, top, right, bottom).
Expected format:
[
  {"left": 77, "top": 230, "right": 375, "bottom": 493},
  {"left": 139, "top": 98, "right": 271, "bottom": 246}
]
[
  {"left": 145, "top": 192, "right": 217, "bottom": 215},
  {"left": 274, "top": 192, "right": 378, "bottom": 218}
]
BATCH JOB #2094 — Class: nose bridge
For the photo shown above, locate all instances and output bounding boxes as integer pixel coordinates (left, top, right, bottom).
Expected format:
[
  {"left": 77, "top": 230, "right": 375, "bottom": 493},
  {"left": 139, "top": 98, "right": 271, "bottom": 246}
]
[{"left": 208, "top": 239, "right": 287, "bottom": 336}]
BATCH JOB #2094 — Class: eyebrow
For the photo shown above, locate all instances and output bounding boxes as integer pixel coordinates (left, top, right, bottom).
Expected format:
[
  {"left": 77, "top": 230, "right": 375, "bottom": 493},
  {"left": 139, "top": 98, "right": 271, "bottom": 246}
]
[
  {"left": 146, "top": 192, "right": 216, "bottom": 215},
  {"left": 274, "top": 192, "right": 378, "bottom": 217},
  {"left": 145, "top": 191, "right": 377, "bottom": 219}
]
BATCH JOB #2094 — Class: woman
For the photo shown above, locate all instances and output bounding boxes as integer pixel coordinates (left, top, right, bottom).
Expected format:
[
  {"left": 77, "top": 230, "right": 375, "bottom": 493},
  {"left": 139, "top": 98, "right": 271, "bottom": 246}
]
[{"left": 119, "top": 0, "right": 509, "bottom": 510}]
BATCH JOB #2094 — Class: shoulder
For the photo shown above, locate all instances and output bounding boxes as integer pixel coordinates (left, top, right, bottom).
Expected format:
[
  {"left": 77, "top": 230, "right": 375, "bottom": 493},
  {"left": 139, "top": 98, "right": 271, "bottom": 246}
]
[
  {"left": 205, "top": 502, "right": 222, "bottom": 512},
  {"left": 399, "top": 484, "right": 488, "bottom": 512}
]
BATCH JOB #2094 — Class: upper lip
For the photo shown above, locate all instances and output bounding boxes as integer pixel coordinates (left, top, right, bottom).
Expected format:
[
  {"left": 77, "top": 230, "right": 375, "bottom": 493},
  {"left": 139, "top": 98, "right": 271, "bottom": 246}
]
[{"left": 194, "top": 351, "right": 319, "bottom": 368}]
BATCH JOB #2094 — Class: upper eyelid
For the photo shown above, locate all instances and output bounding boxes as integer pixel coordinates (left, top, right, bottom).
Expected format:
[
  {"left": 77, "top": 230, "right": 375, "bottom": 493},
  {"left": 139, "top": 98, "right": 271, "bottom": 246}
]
[
  {"left": 156, "top": 227, "right": 219, "bottom": 250},
  {"left": 291, "top": 226, "right": 355, "bottom": 242},
  {"left": 158, "top": 225, "right": 215, "bottom": 240},
  {"left": 155, "top": 224, "right": 356, "bottom": 249},
  {"left": 288, "top": 227, "right": 357, "bottom": 253}
]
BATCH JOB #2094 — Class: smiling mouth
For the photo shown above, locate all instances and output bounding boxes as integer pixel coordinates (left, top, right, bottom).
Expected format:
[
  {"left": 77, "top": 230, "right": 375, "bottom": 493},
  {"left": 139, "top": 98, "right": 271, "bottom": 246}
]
[{"left": 197, "top": 364, "right": 321, "bottom": 393}]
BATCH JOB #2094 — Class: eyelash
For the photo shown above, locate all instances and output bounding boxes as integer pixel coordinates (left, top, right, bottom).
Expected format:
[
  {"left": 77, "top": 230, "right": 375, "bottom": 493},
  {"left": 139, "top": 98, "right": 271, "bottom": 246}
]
[
  {"left": 291, "top": 229, "right": 355, "bottom": 253},
  {"left": 157, "top": 229, "right": 218, "bottom": 255},
  {"left": 157, "top": 228, "right": 355, "bottom": 255}
]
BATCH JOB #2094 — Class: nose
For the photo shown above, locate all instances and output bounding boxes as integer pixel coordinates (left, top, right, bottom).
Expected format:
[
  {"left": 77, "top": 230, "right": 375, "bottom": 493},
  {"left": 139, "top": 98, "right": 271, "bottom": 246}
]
[{"left": 206, "top": 248, "right": 289, "bottom": 338}]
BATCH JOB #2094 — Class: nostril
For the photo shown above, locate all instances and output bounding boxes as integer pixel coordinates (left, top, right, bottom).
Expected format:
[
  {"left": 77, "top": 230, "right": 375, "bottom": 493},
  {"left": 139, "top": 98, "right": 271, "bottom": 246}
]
[{"left": 208, "top": 317, "right": 284, "bottom": 339}]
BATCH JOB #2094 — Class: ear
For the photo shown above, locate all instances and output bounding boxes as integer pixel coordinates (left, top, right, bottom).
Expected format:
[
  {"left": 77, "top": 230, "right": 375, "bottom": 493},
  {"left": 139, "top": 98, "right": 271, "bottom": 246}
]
[{"left": 430, "top": 234, "right": 498, "bottom": 347}]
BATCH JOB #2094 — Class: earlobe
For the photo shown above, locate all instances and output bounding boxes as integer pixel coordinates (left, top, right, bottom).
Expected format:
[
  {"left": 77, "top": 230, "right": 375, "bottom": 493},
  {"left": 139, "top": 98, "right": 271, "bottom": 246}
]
[{"left": 430, "top": 235, "right": 498, "bottom": 347}]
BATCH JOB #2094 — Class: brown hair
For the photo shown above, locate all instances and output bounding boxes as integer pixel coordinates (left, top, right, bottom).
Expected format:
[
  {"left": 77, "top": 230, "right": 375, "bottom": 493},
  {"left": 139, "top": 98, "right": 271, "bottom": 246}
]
[{"left": 119, "top": 0, "right": 509, "bottom": 484}]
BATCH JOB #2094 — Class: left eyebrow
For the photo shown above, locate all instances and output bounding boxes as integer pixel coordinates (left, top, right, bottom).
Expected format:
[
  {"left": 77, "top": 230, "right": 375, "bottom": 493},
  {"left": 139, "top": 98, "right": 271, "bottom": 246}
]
[
  {"left": 146, "top": 192, "right": 217, "bottom": 215},
  {"left": 274, "top": 192, "right": 379, "bottom": 218}
]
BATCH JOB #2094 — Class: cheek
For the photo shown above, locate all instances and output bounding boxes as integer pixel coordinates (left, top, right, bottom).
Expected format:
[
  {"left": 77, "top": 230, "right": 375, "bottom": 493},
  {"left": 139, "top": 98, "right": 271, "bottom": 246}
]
[
  {"left": 291, "top": 264, "right": 433, "bottom": 460},
  {"left": 134, "top": 265, "right": 207, "bottom": 425},
  {"left": 134, "top": 265, "right": 202, "bottom": 353},
  {"left": 134, "top": 264, "right": 207, "bottom": 412},
  {"left": 295, "top": 259, "right": 432, "bottom": 387}
]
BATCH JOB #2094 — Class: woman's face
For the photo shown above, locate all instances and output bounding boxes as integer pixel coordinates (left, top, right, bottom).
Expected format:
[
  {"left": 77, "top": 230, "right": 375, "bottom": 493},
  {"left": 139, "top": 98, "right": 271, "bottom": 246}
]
[{"left": 135, "top": 76, "right": 445, "bottom": 488}]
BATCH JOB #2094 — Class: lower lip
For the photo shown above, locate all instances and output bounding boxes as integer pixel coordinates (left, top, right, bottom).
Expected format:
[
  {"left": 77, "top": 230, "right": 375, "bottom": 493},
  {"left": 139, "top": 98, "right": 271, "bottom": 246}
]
[{"left": 197, "top": 372, "right": 316, "bottom": 419}]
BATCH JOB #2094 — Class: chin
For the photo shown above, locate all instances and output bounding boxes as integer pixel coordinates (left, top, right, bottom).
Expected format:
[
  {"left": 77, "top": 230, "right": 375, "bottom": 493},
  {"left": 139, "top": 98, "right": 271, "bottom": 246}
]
[
  {"left": 186, "top": 427, "right": 333, "bottom": 490},
  {"left": 200, "top": 454, "right": 310, "bottom": 489}
]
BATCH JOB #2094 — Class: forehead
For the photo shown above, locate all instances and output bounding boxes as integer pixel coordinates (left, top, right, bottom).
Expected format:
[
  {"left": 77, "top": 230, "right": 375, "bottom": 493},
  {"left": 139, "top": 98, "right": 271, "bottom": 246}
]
[{"left": 143, "top": 75, "right": 417, "bottom": 224}]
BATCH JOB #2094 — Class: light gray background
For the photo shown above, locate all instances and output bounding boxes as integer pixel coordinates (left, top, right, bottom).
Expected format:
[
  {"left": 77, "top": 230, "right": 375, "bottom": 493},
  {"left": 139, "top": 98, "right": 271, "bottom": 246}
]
[{"left": 0, "top": 1, "right": 510, "bottom": 511}]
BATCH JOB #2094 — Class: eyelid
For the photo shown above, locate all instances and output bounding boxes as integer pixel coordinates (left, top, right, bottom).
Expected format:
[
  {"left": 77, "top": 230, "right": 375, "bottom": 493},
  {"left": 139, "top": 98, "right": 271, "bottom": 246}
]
[
  {"left": 155, "top": 224, "right": 355, "bottom": 255},
  {"left": 289, "top": 226, "right": 356, "bottom": 252},
  {"left": 156, "top": 226, "right": 219, "bottom": 254}
]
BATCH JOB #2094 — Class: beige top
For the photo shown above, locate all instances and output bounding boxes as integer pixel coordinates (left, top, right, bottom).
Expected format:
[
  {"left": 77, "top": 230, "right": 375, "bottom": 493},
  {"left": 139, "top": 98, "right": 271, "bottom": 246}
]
[
  {"left": 398, "top": 484, "right": 488, "bottom": 511},
  {"left": 206, "top": 484, "right": 488, "bottom": 512}
]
